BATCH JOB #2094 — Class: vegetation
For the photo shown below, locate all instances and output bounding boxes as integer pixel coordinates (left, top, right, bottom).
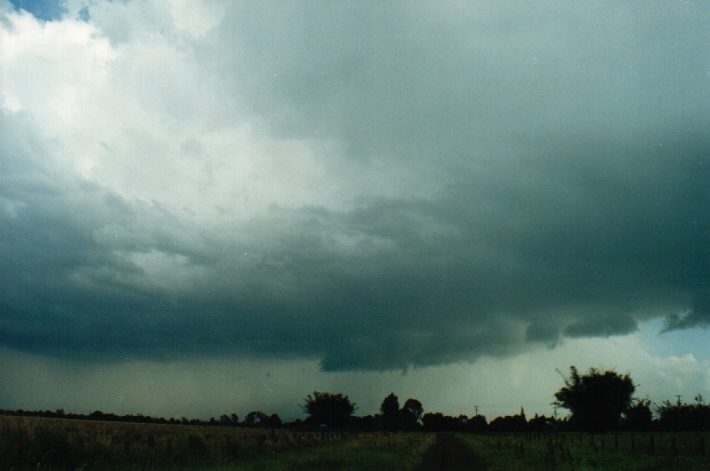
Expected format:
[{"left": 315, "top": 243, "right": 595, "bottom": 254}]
[
  {"left": 230, "top": 432, "right": 433, "bottom": 471},
  {"left": 3, "top": 366, "right": 710, "bottom": 469},
  {"left": 301, "top": 391, "right": 356, "bottom": 428},
  {"left": 380, "top": 393, "right": 400, "bottom": 431},
  {"left": 0, "top": 415, "right": 360, "bottom": 470},
  {"left": 458, "top": 432, "right": 710, "bottom": 470},
  {"left": 657, "top": 395, "right": 710, "bottom": 432},
  {"left": 554, "top": 366, "right": 635, "bottom": 432}
]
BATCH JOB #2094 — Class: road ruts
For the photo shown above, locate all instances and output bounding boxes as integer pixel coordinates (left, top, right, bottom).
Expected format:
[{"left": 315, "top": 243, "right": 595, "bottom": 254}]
[{"left": 417, "top": 433, "right": 489, "bottom": 471}]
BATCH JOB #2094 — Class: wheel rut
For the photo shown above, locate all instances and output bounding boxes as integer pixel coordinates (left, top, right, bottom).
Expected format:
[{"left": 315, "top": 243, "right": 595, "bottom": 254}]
[{"left": 417, "top": 433, "right": 489, "bottom": 471}]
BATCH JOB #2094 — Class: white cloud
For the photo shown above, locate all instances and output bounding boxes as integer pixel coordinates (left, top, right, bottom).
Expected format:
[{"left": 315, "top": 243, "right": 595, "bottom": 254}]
[
  {"left": 167, "top": 0, "right": 226, "bottom": 39},
  {"left": 0, "top": 6, "right": 339, "bottom": 222}
]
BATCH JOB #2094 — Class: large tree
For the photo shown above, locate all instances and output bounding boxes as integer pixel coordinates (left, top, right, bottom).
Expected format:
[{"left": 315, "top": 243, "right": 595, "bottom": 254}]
[
  {"left": 554, "top": 366, "right": 635, "bottom": 432},
  {"left": 302, "top": 391, "right": 356, "bottom": 428},
  {"left": 401, "top": 398, "right": 424, "bottom": 430},
  {"left": 380, "top": 393, "right": 400, "bottom": 430}
]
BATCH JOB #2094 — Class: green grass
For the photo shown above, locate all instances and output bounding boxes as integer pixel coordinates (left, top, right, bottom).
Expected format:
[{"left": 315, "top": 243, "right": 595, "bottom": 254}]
[
  {"left": 457, "top": 432, "right": 710, "bottom": 471},
  {"left": 223, "top": 432, "right": 435, "bottom": 471},
  {"left": 7, "top": 415, "right": 710, "bottom": 471},
  {"left": 0, "top": 415, "right": 433, "bottom": 470}
]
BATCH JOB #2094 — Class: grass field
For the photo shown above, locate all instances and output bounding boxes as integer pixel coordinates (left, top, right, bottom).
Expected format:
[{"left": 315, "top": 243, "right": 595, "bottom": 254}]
[
  {"left": 0, "top": 415, "right": 432, "bottom": 470},
  {"left": 224, "top": 432, "right": 434, "bottom": 471},
  {"left": 4, "top": 415, "right": 710, "bottom": 470},
  {"left": 458, "top": 432, "right": 710, "bottom": 470}
]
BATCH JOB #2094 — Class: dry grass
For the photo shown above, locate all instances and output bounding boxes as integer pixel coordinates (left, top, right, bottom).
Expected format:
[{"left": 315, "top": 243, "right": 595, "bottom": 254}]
[{"left": 0, "top": 415, "right": 352, "bottom": 470}]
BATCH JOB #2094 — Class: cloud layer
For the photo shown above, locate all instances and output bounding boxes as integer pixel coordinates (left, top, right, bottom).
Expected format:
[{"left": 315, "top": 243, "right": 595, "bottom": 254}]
[{"left": 1, "top": 0, "right": 708, "bottom": 371}]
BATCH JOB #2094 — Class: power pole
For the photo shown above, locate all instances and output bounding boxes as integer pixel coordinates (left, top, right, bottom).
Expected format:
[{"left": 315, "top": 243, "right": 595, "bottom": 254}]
[{"left": 474, "top": 405, "right": 479, "bottom": 416}]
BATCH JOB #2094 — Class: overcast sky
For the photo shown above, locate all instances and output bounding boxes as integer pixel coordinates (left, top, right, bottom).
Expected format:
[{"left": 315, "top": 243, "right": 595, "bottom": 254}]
[{"left": 1, "top": 0, "right": 708, "bottom": 420}]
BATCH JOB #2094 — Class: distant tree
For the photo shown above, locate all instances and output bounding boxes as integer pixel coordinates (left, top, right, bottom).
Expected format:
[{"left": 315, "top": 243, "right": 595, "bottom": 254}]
[
  {"left": 528, "top": 413, "right": 556, "bottom": 432},
  {"left": 230, "top": 413, "right": 239, "bottom": 425},
  {"left": 657, "top": 395, "right": 710, "bottom": 432},
  {"left": 456, "top": 414, "right": 469, "bottom": 430},
  {"left": 422, "top": 412, "right": 445, "bottom": 431},
  {"left": 220, "top": 414, "right": 231, "bottom": 425},
  {"left": 302, "top": 391, "right": 356, "bottom": 428},
  {"left": 245, "top": 411, "right": 268, "bottom": 427},
  {"left": 554, "top": 366, "right": 635, "bottom": 432},
  {"left": 380, "top": 393, "right": 400, "bottom": 430},
  {"left": 488, "top": 412, "right": 527, "bottom": 433},
  {"left": 468, "top": 414, "right": 488, "bottom": 432},
  {"left": 622, "top": 398, "right": 653, "bottom": 431},
  {"left": 267, "top": 413, "right": 282, "bottom": 428},
  {"left": 422, "top": 412, "right": 460, "bottom": 432},
  {"left": 401, "top": 398, "right": 424, "bottom": 430}
]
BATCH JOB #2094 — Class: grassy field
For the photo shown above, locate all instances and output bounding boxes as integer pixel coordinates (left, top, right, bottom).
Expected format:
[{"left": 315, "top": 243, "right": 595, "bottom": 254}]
[
  {"left": 4, "top": 415, "right": 710, "bottom": 470},
  {"left": 458, "top": 432, "right": 710, "bottom": 470},
  {"left": 0, "top": 415, "right": 432, "bottom": 470},
  {"left": 224, "top": 432, "right": 434, "bottom": 471}
]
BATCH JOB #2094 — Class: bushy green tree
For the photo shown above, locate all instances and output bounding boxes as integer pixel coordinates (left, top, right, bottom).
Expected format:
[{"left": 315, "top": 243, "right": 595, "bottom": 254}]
[
  {"left": 623, "top": 398, "right": 653, "bottom": 431},
  {"left": 244, "top": 411, "right": 268, "bottom": 426},
  {"left": 380, "top": 393, "right": 400, "bottom": 430},
  {"left": 302, "top": 391, "right": 356, "bottom": 428},
  {"left": 554, "top": 366, "right": 635, "bottom": 432},
  {"left": 657, "top": 395, "right": 710, "bottom": 431},
  {"left": 401, "top": 398, "right": 424, "bottom": 430}
]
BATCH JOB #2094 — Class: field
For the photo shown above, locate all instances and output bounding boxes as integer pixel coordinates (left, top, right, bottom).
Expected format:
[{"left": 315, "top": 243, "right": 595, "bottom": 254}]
[
  {"left": 457, "top": 432, "right": 710, "bottom": 470},
  {"left": 3, "top": 416, "right": 710, "bottom": 470},
  {"left": 0, "top": 416, "right": 432, "bottom": 470}
]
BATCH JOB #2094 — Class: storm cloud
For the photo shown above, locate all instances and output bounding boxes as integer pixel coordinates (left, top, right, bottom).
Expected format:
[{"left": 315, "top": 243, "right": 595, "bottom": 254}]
[{"left": 1, "top": 0, "right": 708, "bottom": 371}]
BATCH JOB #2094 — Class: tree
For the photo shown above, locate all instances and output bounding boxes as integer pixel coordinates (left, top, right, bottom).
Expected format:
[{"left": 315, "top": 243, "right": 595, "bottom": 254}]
[
  {"left": 245, "top": 411, "right": 268, "bottom": 426},
  {"left": 468, "top": 414, "right": 488, "bottom": 432},
  {"left": 401, "top": 398, "right": 424, "bottom": 430},
  {"left": 267, "top": 413, "right": 282, "bottom": 428},
  {"left": 554, "top": 366, "right": 635, "bottom": 432},
  {"left": 623, "top": 398, "right": 652, "bottom": 431},
  {"left": 302, "top": 391, "right": 356, "bottom": 428},
  {"left": 380, "top": 393, "right": 400, "bottom": 430},
  {"left": 657, "top": 395, "right": 710, "bottom": 431}
]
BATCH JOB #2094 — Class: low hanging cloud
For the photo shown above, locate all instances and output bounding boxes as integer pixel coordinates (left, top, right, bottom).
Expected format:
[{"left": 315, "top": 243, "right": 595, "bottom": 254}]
[{"left": 0, "top": 0, "right": 708, "bottom": 371}]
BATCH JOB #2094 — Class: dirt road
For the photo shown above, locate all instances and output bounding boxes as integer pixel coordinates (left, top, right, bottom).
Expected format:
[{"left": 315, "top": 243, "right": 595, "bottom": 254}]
[{"left": 417, "top": 433, "right": 489, "bottom": 470}]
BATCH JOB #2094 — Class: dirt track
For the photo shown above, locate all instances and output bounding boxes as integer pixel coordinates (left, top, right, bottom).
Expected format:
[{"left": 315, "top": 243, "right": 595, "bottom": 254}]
[{"left": 417, "top": 433, "right": 489, "bottom": 470}]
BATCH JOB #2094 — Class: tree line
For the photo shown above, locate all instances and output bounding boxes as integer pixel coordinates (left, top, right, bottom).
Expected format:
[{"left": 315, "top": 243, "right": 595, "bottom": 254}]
[{"left": 2, "top": 366, "right": 709, "bottom": 432}]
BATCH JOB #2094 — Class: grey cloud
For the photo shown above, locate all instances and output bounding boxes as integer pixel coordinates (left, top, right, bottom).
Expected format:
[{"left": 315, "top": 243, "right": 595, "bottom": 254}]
[
  {"left": 210, "top": 1, "right": 710, "bottom": 159},
  {"left": 2, "top": 114, "right": 706, "bottom": 370},
  {"left": 1, "top": 1, "right": 708, "bottom": 371}
]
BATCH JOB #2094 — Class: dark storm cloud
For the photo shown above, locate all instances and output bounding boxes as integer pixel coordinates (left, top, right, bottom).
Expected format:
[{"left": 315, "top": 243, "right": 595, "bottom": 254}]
[
  {"left": 1, "top": 1, "right": 708, "bottom": 370},
  {"left": 211, "top": 1, "right": 710, "bottom": 158}
]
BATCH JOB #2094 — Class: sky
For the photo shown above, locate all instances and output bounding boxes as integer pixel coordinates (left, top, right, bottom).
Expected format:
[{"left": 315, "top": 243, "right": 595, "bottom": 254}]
[{"left": 0, "top": 0, "right": 708, "bottom": 421}]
